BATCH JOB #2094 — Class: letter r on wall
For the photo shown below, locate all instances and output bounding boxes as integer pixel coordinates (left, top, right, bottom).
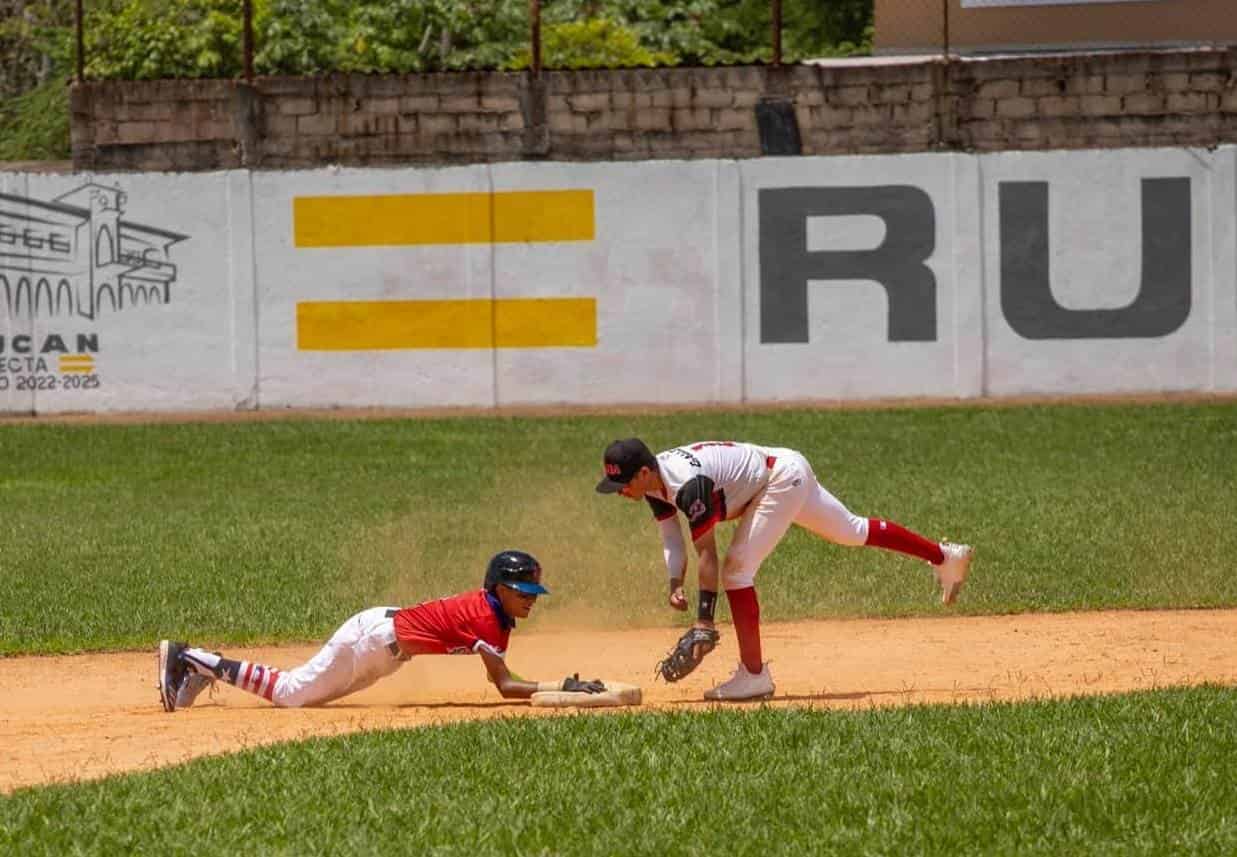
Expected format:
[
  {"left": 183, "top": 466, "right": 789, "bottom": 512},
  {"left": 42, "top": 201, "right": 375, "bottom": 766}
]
[{"left": 758, "top": 186, "right": 938, "bottom": 343}]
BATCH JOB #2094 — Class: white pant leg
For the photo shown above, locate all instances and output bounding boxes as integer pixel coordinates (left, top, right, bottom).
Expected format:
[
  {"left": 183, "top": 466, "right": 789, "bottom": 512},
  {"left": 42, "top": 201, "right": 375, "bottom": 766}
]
[
  {"left": 343, "top": 606, "right": 408, "bottom": 697},
  {"left": 790, "top": 456, "right": 869, "bottom": 547},
  {"left": 271, "top": 606, "right": 405, "bottom": 708},
  {"left": 721, "top": 454, "right": 812, "bottom": 590}
]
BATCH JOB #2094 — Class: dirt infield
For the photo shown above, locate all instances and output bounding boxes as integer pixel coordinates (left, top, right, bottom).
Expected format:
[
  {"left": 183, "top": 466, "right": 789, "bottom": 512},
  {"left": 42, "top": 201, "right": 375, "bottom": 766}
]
[{"left": 3, "top": 609, "right": 1236, "bottom": 794}]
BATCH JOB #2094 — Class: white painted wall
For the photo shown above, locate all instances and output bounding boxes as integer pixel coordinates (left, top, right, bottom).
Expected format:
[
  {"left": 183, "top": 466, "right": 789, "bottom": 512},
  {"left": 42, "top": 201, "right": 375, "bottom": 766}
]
[
  {"left": 0, "top": 146, "right": 1232, "bottom": 414},
  {"left": 2, "top": 171, "right": 246, "bottom": 412},
  {"left": 490, "top": 159, "right": 744, "bottom": 407},
  {"left": 253, "top": 165, "right": 498, "bottom": 409},
  {"left": 0, "top": 170, "right": 33, "bottom": 415},
  {"left": 1212, "top": 146, "right": 1237, "bottom": 394},
  {"left": 977, "top": 148, "right": 1216, "bottom": 395},
  {"left": 739, "top": 153, "right": 983, "bottom": 402}
]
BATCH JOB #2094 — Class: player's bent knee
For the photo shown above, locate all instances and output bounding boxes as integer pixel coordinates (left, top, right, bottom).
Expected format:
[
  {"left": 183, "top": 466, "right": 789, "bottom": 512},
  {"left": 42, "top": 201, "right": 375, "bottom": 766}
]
[
  {"left": 722, "top": 568, "right": 756, "bottom": 590},
  {"left": 269, "top": 688, "right": 306, "bottom": 708}
]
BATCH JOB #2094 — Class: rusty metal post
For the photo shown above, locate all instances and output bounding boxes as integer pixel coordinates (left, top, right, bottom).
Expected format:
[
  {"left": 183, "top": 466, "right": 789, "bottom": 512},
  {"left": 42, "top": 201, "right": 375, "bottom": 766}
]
[
  {"left": 75, "top": 0, "right": 84, "bottom": 81},
  {"left": 243, "top": 0, "right": 255, "bottom": 80},
  {"left": 530, "top": 0, "right": 542, "bottom": 75},
  {"left": 943, "top": 0, "right": 951, "bottom": 57},
  {"left": 771, "top": 0, "right": 782, "bottom": 67}
]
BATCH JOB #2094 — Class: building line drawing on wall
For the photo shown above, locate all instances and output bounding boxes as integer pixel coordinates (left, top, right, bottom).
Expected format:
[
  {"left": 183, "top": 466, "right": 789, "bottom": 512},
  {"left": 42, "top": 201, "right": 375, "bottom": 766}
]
[{"left": 0, "top": 184, "right": 189, "bottom": 320}]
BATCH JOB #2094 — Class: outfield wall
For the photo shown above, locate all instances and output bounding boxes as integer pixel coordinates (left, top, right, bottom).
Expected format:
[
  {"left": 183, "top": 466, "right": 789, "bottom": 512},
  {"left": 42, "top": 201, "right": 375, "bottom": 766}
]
[{"left": 1, "top": 146, "right": 1234, "bottom": 414}]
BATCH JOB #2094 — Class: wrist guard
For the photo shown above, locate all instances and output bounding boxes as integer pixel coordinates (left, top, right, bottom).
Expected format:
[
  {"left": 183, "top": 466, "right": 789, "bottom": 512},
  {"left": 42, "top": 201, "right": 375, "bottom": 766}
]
[{"left": 698, "top": 590, "right": 717, "bottom": 623}]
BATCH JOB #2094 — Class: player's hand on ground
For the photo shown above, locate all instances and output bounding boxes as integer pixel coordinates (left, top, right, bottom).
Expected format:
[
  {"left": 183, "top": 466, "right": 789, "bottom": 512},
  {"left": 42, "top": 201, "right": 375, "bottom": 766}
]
[
  {"left": 563, "top": 674, "right": 607, "bottom": 694},
  {"left": 668, "top": 584, "right": 688, "bottom": 611}
]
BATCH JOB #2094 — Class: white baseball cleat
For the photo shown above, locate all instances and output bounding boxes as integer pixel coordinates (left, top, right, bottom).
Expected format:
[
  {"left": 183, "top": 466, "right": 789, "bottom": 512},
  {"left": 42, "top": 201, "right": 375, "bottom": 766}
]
[
  {"left": 704, "top": 662, "right": 775, "bottom": 702},
  {"left": 936, "top": 542, "right": 974, "bottom": 605},
  {"left": 175, "top": 671, "right": 216, "bottom": 709},
  {"left": 157, "top": 640, "right": 188, "bottom": 713}
]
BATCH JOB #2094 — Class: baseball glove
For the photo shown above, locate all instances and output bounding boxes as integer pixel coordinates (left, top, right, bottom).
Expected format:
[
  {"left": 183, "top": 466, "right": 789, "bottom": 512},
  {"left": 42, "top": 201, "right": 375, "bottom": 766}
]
[
  {"left": 655, "top": 626, "right": 720, "bottom": 683},
  {"left": 562, "top": 674, "right": 607, "bottom": 694}
]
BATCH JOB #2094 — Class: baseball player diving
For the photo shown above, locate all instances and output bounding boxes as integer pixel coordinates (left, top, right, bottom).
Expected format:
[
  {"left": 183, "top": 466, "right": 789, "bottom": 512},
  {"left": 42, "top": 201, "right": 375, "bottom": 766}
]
[
  {"left": 157, "top": 550, "right": 605, "bottom": 711},
  {"left": 596, "top": 438, "right": 974, "bottom": 702}
]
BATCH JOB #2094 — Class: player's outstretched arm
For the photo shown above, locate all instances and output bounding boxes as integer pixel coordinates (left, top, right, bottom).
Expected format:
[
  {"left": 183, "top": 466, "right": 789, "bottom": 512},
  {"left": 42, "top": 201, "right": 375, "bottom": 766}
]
[
  {"left": 477, "top": 647, "right": 604, "bottom": 698},
  {"left": 478, "top": 646, "right": 539, "bottom": 698}
]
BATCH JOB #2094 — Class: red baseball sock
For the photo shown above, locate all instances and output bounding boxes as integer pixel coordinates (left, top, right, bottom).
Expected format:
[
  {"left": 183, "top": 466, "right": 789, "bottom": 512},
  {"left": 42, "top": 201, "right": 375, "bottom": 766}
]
[
  {"left": 866, "top": 518, "right": 944, "bottom": 564},
  {"left": 725, "top": 586, "right": 763, "bottom": 674}
]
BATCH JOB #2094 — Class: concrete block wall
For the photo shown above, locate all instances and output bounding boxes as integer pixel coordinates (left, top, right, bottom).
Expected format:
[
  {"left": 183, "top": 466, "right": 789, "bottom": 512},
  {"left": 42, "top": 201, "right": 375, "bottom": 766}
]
[
  {"left": 256, "top": 72, "right": 532, "bottom": 167},
  {"left": 69, "top": 47, "right": 1237, "bottom": 171},
  {"left": 782, "top": 62, "right": 943, "bottom": 154},
  {"left": 542, "top": 67, "right": 765, "bottom": 160},
  {"left": 949, "top": 49, "right": 1237, "bottom": 150},
  {"left": 71, "top": 79, "right": 243, "bottom": 171}
]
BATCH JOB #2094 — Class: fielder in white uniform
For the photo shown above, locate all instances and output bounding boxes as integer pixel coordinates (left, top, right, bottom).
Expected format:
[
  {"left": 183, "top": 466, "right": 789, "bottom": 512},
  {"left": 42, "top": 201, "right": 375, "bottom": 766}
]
[{"left": 596, "top": 438, "right": 973, "bottom": 701}]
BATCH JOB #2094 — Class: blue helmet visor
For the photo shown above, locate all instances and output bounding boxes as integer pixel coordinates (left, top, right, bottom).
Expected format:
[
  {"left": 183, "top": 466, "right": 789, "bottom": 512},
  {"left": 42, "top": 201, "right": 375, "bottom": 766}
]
[{"left": 504, "top": 581, "right": 549, "bottom": 595}]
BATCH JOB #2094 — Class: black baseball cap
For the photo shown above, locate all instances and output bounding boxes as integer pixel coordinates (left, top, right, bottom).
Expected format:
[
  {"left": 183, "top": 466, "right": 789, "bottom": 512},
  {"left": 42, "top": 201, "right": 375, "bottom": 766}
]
[{"left": 595, "top": 438, "right": 657, "bottom": 493}]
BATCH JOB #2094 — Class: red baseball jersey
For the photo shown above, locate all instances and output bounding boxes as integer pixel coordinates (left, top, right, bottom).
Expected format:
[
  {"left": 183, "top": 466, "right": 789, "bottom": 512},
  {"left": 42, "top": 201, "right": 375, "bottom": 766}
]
[{"left": 393, "top": 589, "right": 512, "bottom": 657}]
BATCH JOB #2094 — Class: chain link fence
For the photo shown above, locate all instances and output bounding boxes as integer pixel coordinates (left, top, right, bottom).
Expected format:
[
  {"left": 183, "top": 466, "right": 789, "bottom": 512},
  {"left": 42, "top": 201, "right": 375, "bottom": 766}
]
[
  {"left": 67, "top": 0, "right": 867, "bottom": 84},
  {"left": 11, "top": 0, "right": 1233, "bottom": 90}
]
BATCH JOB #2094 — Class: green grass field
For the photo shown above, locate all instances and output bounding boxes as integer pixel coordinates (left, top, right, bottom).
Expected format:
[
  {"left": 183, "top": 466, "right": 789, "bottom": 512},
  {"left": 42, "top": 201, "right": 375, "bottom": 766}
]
[
  {"left": 3, "top": 686, "right": 1235, "bottom": 856},
  {"left": 2, "top": 401, "right": 1236, "bottom": 654},
  {"left": 3, "top": 401, "right": 1235, "bottom": 854}
]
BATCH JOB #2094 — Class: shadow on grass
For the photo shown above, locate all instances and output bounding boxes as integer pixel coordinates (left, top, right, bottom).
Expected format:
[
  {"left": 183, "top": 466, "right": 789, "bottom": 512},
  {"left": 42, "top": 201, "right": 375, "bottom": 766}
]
[
  {"left": 668, "top": 687, "right": 993, "bottom": 706},
  {"left": 388, "top": 700, "right": 531, "bottom": 710},
  {"left": 666, "top": 692, "right": 865, "bottom": 706}
]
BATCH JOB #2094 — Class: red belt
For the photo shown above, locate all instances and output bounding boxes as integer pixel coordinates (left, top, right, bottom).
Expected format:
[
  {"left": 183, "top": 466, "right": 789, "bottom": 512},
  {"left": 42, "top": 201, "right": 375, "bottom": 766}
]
[{"left": 766, "top": 455, "right": 777, "bottom": 469}]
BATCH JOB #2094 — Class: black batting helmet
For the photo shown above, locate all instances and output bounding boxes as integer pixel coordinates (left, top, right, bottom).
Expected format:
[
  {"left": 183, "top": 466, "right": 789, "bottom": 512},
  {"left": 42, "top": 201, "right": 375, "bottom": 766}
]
[{"left": 484, "top": 550, "right": 549, "bottom": 595}]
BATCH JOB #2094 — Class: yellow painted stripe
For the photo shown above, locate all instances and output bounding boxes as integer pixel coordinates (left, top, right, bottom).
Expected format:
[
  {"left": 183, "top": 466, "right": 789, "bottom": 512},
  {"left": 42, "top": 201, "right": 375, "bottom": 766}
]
[
  {"left": 492, "top": 192, "right": 595, "bottom": 243},
  {"left": 293, "top": 190, "right": 594, "bottom": 247},
  {"left": 59, "top": 356, "right": 94, "bottom": 368},
  {"left": 494, "top": 298, "right": 597, "bottom": 348},
  {"left": 297, "top": 298, "right": 596, "bottom": 350}
]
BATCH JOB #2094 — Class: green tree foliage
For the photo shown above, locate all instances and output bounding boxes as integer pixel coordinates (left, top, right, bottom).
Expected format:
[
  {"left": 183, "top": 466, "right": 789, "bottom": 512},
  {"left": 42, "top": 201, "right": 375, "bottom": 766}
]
[
  {"left": 1, "top": 0, "right": 69, "bottom": 99},
  {"left": 17, "top": 0, "right": 873, "bottom": 81},
  {"left": 0, "top": 0, "right": 72, "bottom": 160},
  {"left": 257, "top": 0, "right": 532, "bottom": 75},
  {"left": 0, "top": 71, "right": 70, "bottom": 160},
  {"left": 83, "top": 0, "right": 248, "bottom": 79},
  {"left": 508, "top": 18, "right": 675, "bottom": 70},
  {"left": 544, "top": 0, "right": 872, "bottom": 64}
]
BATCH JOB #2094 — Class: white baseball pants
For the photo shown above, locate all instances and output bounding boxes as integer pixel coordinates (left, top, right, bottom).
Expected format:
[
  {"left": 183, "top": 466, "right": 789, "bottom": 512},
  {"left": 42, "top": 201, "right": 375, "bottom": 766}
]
[
  {"left": 271, "top": 606, "right": 406, "bottom": 708},
  {"left": 721, "top": 449, "right": 869, "bottom": 590}
]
